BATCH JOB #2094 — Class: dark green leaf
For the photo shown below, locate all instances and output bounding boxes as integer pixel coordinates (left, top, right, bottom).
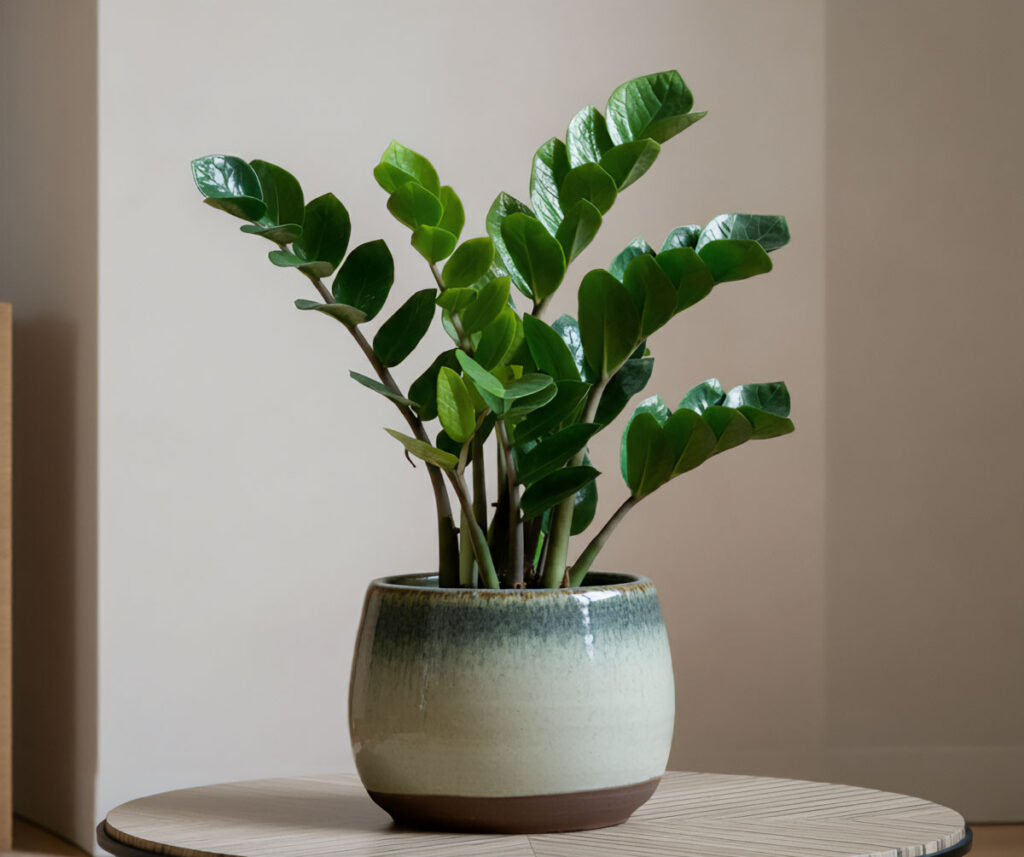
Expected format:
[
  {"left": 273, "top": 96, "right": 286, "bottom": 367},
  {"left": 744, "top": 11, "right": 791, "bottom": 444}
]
[
  {"left": 530, "top": 138, "right": 570, "bottom": 235},
  {"left": 203, "top": 195, "right": 266, "bottom": 222},
  {"left": 605, "top": 70, "right": 701, "bottom": 144},
  {"left": 723, "top": 382, "right": 791, "bottom": 417},
  {"left": 437, "top": 367, "right": 476, "bottom": 443},
  {"left": 703, "top": 405, "right": 754, "bottom": 453},
  {"left": 503, "top": 373, "right": 555, "bottom": 401},
  {"left": 373, "top": 140, "right": 441, "bottom": 197},
  {"left": 624, "top": 412, "right": 673, "bottom": 497},
  {"left": 486, "top": 192, "right": 536, "bottom": 299},
  {"left": 504, "top": 381, "right": 559, "bottom": 419},
  {"left": 500, "top": 213, "right": 566, "bottom": 302},
  {"left": 442, "top": 237, "right": 495, "bottom": 289},
  {"left": 411, "top": 225, "right": 457, "bottom": 262},
  {"left": 474, "top": 307, "right": 519, "bottom": 369},
  {"left": 523, "top": 314, "right": 580, "bottom": 382},
  {"left": 559, "top": 163, "right": 617, "bottom": 215},
  {"left": 622, "top": 253, "right": 677, "bottom": 337},
  {"left": 663, "top": 409, "right": 717, "bottom": 475},
  {"left": 698, "top": 239, "right": 772, "bottom": 283},
  {"left": 384, "top": 428, "right": 458, "bottom": 470},
  {"left": 566, "top": 105, "right": 613, "bottom": 167},
  {"left": 661, "top": 225, "right": 702, "bottom": 252},
  {"left": 455, "top": 350, "right": 505, "bottom": 397},
  {"left": 679, "top": 378, "right": 725, "bottom": 413},
  {"left": 460, "top": 276, "right": 510, "bottom": 333},
  {"left": 515, "top": 423, "right": 600, "bottom": 484},
  {"left": 438, "top": 185, "right": 465, "bottom": 240},
  {"left": 269, "top": 249, "right": 333, "bottom": 278},
  {"left": 521, "top": 466, "right": 600, "bottom": 519},
  {"left": 655, "top": 247, "right": 715, "bottom": 312},
  {"left": 619, "top": 395, "right": 670, "bottom": 480},
  {"left": 434, "top": 428, "right": 464, "bottom": 460},
  {"left": 696, "top": 214, "right": 790, "bottom": 252},
  {"left": 513, "top": 380, "right": 590, "bottom": 444},
  {"left": 372, "top": 288, "right": 436, "bottom": 367},
  {"left": 332, "top": 239, "right": 394, "bottom": 321},
  {"left": 555, "top": 199, "right": 602, "bottom": 263},
  {"left": 599, "top": 139, "right": 660, "bottom": 190},
  {"left": 409, "top": 350, "right": 459, "bottom": 420},
  {"left": 387, "top": 183, "right": 443, "bottom": 230},
  {"left": 578, "top": 269, "right": 640, "bottom": 378},
  {"left": 191, "top": 155, "right": 266, "bottom": 220},
  {"left": 737, "top": 407, "right": 795, "bottom": 440},
  {"left": 293, "top": 193, "right": 350, "bottom": 272},
  {"left": 595, "top": 356, "right": 654, "bottom": 425},
  {"left": 249, "top": 159, "right": 304, "bottom": 226},
  {"left": 609, "top": 238, "right": 655, "bottom": 281},
  {"left": 294, "top": 298, "right": 367, "bottom": 325},
  {"left": 570, "top": 471, "right": 598, "bottom": 535},
  {"left": 436, "top": 288, "right": 477, "bottom": 312},
  {"left": 551, "top": 314, "right": 594, "bottom": 382},
  {"left": 240, "top": 223, "right": 303, "bottom": 243},
  {"left": 349, "top": 371, "right": 414, "bottom": 406}
]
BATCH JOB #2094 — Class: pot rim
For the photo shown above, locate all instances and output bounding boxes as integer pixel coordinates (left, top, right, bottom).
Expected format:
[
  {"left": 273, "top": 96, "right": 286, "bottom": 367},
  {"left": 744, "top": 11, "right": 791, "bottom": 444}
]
[{"left": 368, "top": 571, "right": 654, "bottom": 597}]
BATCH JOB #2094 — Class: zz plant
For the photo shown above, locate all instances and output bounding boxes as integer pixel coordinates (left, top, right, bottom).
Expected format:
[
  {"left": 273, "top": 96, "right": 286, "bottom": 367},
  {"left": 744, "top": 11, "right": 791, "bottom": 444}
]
[{"left": 191, "top": 70, "right": 794, "bottom": 590}]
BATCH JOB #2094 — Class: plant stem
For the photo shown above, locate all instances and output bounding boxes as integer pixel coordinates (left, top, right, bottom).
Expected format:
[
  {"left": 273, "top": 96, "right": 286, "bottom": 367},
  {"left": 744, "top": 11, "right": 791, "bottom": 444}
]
[
  {"left": 459, "top": 509, "right": 477, "bottom": 587},
  {"left": 448, "top": 470, "right": 500, "bottom": 589},
  {"left": 495, "top": 420, "right": 524, "bottom": 587},
  {"left": 567, "top": 495, "right": 640, "bottom": 586}
]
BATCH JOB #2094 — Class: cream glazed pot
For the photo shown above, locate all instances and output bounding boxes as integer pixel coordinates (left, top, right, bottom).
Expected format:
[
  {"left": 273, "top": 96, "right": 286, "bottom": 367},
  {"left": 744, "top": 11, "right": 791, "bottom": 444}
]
[{"left": 348, "top": 572, "right": 675, "bottom": 833}]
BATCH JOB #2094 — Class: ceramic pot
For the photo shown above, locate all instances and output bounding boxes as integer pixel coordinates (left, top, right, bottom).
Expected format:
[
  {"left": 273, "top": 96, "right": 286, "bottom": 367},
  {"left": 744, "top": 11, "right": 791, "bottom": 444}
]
[{"left": 348, "top": 572, "right": 675, "bottom": 833}]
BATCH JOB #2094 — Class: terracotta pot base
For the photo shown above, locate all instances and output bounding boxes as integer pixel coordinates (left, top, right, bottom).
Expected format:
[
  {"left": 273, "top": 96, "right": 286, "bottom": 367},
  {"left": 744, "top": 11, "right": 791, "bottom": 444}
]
[{"left": 368, "top": 776, "right": 661, "bottom": 834}]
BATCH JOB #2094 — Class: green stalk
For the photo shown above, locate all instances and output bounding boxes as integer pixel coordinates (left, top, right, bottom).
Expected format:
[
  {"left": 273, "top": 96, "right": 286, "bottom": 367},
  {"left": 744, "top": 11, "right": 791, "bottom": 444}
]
[
  {"left": 448, "top": 470, "right": 500, "bottom": 589},
  {"left": 495, "top": 421, "right": 523, "bottom": 587},
  {"left": 458, "top": 509, "right": 477, "bottom": 587},
  {"left": 567, "top": 495, "right": 639, "bottom": 586}
]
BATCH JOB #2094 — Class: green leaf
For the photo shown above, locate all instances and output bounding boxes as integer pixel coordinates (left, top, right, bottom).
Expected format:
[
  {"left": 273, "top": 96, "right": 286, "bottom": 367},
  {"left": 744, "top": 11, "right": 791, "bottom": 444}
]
[
  {"left": 474, "top": 307, "right": 519, "bottom": 369},
  {"left": 269, "top": 250, "right": 333, "bottom": 279},
  {"left": 514, "top": 380, "right": 590, "bottom": 444},
  {"left": 521, "top": 466, "right": 600, "bottom": 519},
  {"left": 372, "top": 288, "right": 436, "bottom": 367},
  {"left": 384, "top": 428, "right": 458, "bottom": 470},
  {"left": 624, "top": 411, "right": 673, "bottom": 497},
  {"left": 578, "top": 269, "right": 640, "bottom": 378},
  {"left": 599, "top": 139, "right": 660, "bottom": 190},
  {"left": 293, "top": 193, "right": 350, "bottom": 273},
  {"left": 737, "top": 407, "right": 795, "bottom": 440},
  {"left": 618, "top": 395, "right": 671, "bottom": 479},
  {"left": 703, "top": 405, "right": 754, "bottom": 453},
  {"left": 515, "top": 423, "right": 600, "bottom": 484},
  {"left": 622, "top": 254, "right": 677, "bottom": 337},
  {"left": 436, "top": 288, "right": 477, "bottom": 312},
  {"left": 503, "top": 380, "right": 559, "bottom": 419},
  {"left": 249, "top": 159, "right": 304, "bottom": 226},
  {"left": 555, "top": 199, "right": 602, "bottom": 263},
  {"left": 409, "top": 350, "right": 459, "bottom": 420},
  {"left": 698, "top": 239, "right": 772, "bottom": 283},
  {"left": 530, "top": 138, "right": 571, "bottom": 235},
  {"left": 373, "top": 141, "right": 441, "bottom": 197},
  {"left": 387, "top": 183, "right": 443, "bottom": 230},
  {"left": 500, "top": 213, "right": 566, "bottom": 302},
  {"left": 558, "top": 163, "right": 617, "bottom": 215},
  {"left": 595, "top": 356, "right": 654, "bottom": 425},
  {"left": 240, "top": 223, "right": 303, "bottom": 243},
  {"left": 349, "top": 371, "right": 414, "bottom": 407},
  {"left": 442, "top": 237, "right": 495, "bottom": 290},
  {"left": 294, "top": 298, "right": 367, "bottom": 326},
  {"left": 438, "top": 186, "right": 465, "bottom": 240},
  {"left": 191, "top": 154, "right": 266, "bottom": 220},
  {"left": 503, "top": 373, "right": 555, "bottom": 401},
  {"left": 723, "top": 382, "right": 791, "bottom": 417},
  {"left": 566, "top": 105, "right": 613, "bottom": 167},
  {"left": 523, "top": 314, "right": 580, "bottom": 382},
  {"left": 609, "top": 238, "right": 655, "bottom": 282},
  {"left": 663, "top": 409, "right": 717, "bottom": 475},
  {"left": 696, "top": 214, "right": 790, "bottom": 253},
  {"left": 551, "top": 314, "right": 594, "bottom": 382},
  {"left": 486, "top": 192, "right": 536, "bottom": 299},
  {"left": 570, "top": 472, "right": 598, "bottom": 535},
  {"left": 332, "top": 239, "right": 394, "bottom": 321},
  {"left": 437, "top": 367, "right": 476, "bottom": 443},
  {"left": 455, "top": 350, "right": 505, "bottom": 398},
  {"left": 679, "top": 378, "right": 725, "bottom": 413},
  {"left": 655, "top": 247, "right": 715, "bottom": 312},
  {"left": 460, "top": 276, "right": 510, "bottom": 333},
  {"left": 411, "top": 225, "right": 457, "bottom": 262},
  {"left": 661, "top": 225, "right": 702, "bottom": 252},
  {"left": 606, "top": 70, "right": 702, "bottom": 144}
]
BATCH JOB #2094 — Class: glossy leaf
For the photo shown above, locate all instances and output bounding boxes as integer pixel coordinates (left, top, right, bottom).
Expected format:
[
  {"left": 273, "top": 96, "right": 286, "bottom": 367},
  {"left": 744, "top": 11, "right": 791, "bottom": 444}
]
[
  {"left": 460, "top": 276, "right": 510, "bottom": 333},
  {"left": 663, "top": 408, "right": 717, "bottom": 475},
  {"left": 655, "top": 247, "right": 715, "bottom": 312},
  {"left": 679, "top": 378, "right": 725, "bottom": 413},
  {"left": 569, "top": 471, "right": 598, "bottom": 535},
  {"left": 373, "top": 140, "right": 441, "bottom": 197},
  {"left": 515, "top": 423, "right": 600, "bottom": 484},
  {"left": 503, "top": 373, "right": 555, "bottom": 401},
  {"left": 698, "top": 239, "right": 772, "bottom": 283},
  {"left": 551, "top": 314, "right": 594, "bottom": 382},
  {"left": 349, "top": 371, "right": 414, "bottom": 407},
  {"left": 703, "top": 405, "right": 754, "bottom": 453},
  {"left": 411, "top": 225, "right": 457, "bottom": 263},
  {"left": 500, "top": 213, "right": 566, "bottom": 301},
  {"left": 436, "top": 288, "right": 477, "bottom": 312},
  {"left": 474, "top": 307, "right": 518, "bottom": 369},
  {"left": 514, "top": 380, "right": 590, "bottom": 444},
  {"left": 269, "top": 250, "right": 333, "bottom": 279},
  {"left": 594, "top": 356, "right": 654, "bottom": 425},
  {"left": 578, "top": 269, "right": 640, "bottom": 378},
  {"left": 609, "top": 238, "right": 655, "bottom": 281},
  {"left": 559, "top": 163, "right": 617, "bottom": 215},
  {"left": 240, "top": 223, "right": 303, "bottom": 243},
  {"left": 191, "top": 154, "right": 266, "bottom": 221},
  {"left": 523, "top": 314, "right": 580, "bottom": 382},
  {"left": 555, "top": 199, "right": 602, "bottom": 263},
  {"left": 294, "top": 298, "right": 367, "bottom": 325},
  {"left": 332, "top": 239, "right": 394, "bottom": 321},
  {"left": 521, "top": 466, "right": 600, "bottom": 519},
  {"left": 661, "top": 225, "right": 702, "bottom": 252},
  {"left": 293, "top": 193, "right": 350, "bottom": 273},
  {"left": 622, "top": 253, "right": 677, "bottom": 337},
  {"left": 530, "top": 138, "right": 570, "bottom": 235},
  {"left": 486, "top": 192, "right": 536, "bottom": 299},
  {"left": 438, "top": 186, "right": 465, "bottom": 240},
  {"left": 723, "top": 382, "right": 791, "bottom": 417},
  {"left": 384, "top": 428, "right": 458, "bottom": 470},
  {"left": 409, "top": 350, "right": 459, "bottom": 421},
  {"left": 624, "top": 412, "right": 673, "bottom": 497},
  {"left": 455, "top": 350, "right": 505, "bottom": 398},
  {"left": 443, "top": 237, "right": 495, "bottom": 290},
  {"left": 437, "top": 367, "right": 476, "bottom": 443},
  {"left": 566, "top": 105, "right": 613, "bottom": 167},
  {"left": 387, "top": 183, "right": 443, "bottom": 230},
  {"left": 696, "top": 213, "right": 790, "bottom": 253},
  {"left": 372, "top": 288, "right": 436, "bottom": 367},
  {"left": 503, "top": 379, "right": 559, "bottom": 419},
  {"left": 618, "top": 395, "right": 671, "bottom": 479},
  {"left": 606, "top": 70, "right": 702, "bottom": 144},
  {"left": 249, "top": 159, "right": 304, "bottom": 227},
  {"left": 599, "top": 139, "right": 660, "bottom": 190},
  {"left": 737, "top": 407, "right": 795, "bottom": 440}
]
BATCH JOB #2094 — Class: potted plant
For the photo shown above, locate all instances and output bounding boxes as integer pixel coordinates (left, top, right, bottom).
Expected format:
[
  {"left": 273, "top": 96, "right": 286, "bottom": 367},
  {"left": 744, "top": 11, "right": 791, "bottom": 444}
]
[{"left": 191, "top": 70, "right": 794, "bottom": 834}]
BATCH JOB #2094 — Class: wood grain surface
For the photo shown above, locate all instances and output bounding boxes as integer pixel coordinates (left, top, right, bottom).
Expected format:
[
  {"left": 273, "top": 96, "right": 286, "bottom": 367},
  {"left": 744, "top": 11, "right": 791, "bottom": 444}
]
[{"left": 103, "top": 771, "right": 968, "bottom": 857}]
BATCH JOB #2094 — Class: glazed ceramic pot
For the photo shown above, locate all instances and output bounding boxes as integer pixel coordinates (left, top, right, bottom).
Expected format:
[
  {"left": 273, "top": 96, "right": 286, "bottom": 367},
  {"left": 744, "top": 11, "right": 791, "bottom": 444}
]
[{"left": 348, "top": 572, "right": 675, "bottom": 833}]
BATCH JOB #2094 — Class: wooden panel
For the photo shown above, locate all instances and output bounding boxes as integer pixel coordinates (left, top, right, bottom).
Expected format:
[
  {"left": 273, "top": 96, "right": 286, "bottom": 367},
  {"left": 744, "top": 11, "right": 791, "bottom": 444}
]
[
  {"left": 103, "top": 772, "right": 967, "bottom": 857},
  {"left": 0, "top": 303, "right": 11, "bottom": 849}
]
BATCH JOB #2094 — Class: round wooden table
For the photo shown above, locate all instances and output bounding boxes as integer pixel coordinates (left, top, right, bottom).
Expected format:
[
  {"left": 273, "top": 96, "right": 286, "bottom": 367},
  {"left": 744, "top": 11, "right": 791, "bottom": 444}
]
[{"left": 99, "top": 771, "right": 972, "bottom": 857}]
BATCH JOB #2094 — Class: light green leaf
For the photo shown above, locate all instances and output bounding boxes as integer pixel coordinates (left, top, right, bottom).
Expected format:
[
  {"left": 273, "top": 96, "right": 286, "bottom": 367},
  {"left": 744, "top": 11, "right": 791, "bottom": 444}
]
[
  {"left": 437, "top": 367, "right": 476, "bottom": 443},
  {"left": 332, "top": 239, "right": 393, "bottom": 321},
  {"left": 555, "top": 199, "right": 602, "bottom": 263},
  {"left": 455, "top": 349, "right": 505, "bottom": 398},
  {"left": 387, "top": 183, "right": 443, "bottom": 230},
  {"left": 350, "top": 371, "right": 414, "bottom": 406},
  {"left": 460, "top": 276, "right": 510, "bottom": 333},
  {"left": 606, "top": 70, "right": 701, "bottom": 144},
  {"left": 622, "top": 253, "right": 677, "bottom": 337},
  {"left": 372, "top": 288, "right": 436, "bottom": 367},
  {"left": 698, "top": 239, "right": 772, "bottom": 283},
  {"left": 293, "top": 193, "right": 351, "bottom": 273},
  {"left": 624, "top": 411, "right": 673, "bottom": 497},
  {"left": 679, "top": 378, "right": 725, "bottom": 413},
  {"left": 696, "top": 213, "right": 790, "bottom": 252},
  {"left": 384, "top": 428, "right": 458, "bottom": 470},
  {"left": 521, "top": 466, "right": 600, "bottom": 519},
  {"left": 373, "top": 141, "right": 441, "bottom": 197},
  {"left": 523, "top": 314, "right": 580, "bottom": 382},
  {"left": 411, "top": 225, "right": 457, "bottom": 263},
  {"left": 249, "top": 159, "right": 304, "bottom": 226},
  {"left": 442, "top": 237, "right": 495, "bottom": 289},
  {"left": 599, "top": 139, "right": 660, "bottom": 190},
  {"left": 500, "top": 213, "right": 566, "bottom": 301},
  {"left": 438, "top": 185, "right": 465, "bottom": 240},
  {"left": 559, "top": 163, "right": 617, "bottom": 215},
  {"left": 502, "top": 372, "right": 554, "bottom": 401},
  {"left": 566, "top": 105, "right": 613, "bottom": 167},
  {"left": 531, "top": 138, "right": 570, "bottom": 235},
  {"left": 578, "top": 269, "right": 640, "bottom": 378},
  {"left": 486, "top": 192, "right": 536, "bottom": 299},
  {"left": 609, "top": 238, "right": 655, "bottom": 282}
]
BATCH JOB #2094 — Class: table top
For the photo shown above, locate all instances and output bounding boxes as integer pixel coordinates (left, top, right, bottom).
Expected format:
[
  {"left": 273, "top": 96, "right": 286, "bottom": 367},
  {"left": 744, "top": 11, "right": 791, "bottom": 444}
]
[{"left": 100, "top": 771, "right": 971, "bottom": 857}]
